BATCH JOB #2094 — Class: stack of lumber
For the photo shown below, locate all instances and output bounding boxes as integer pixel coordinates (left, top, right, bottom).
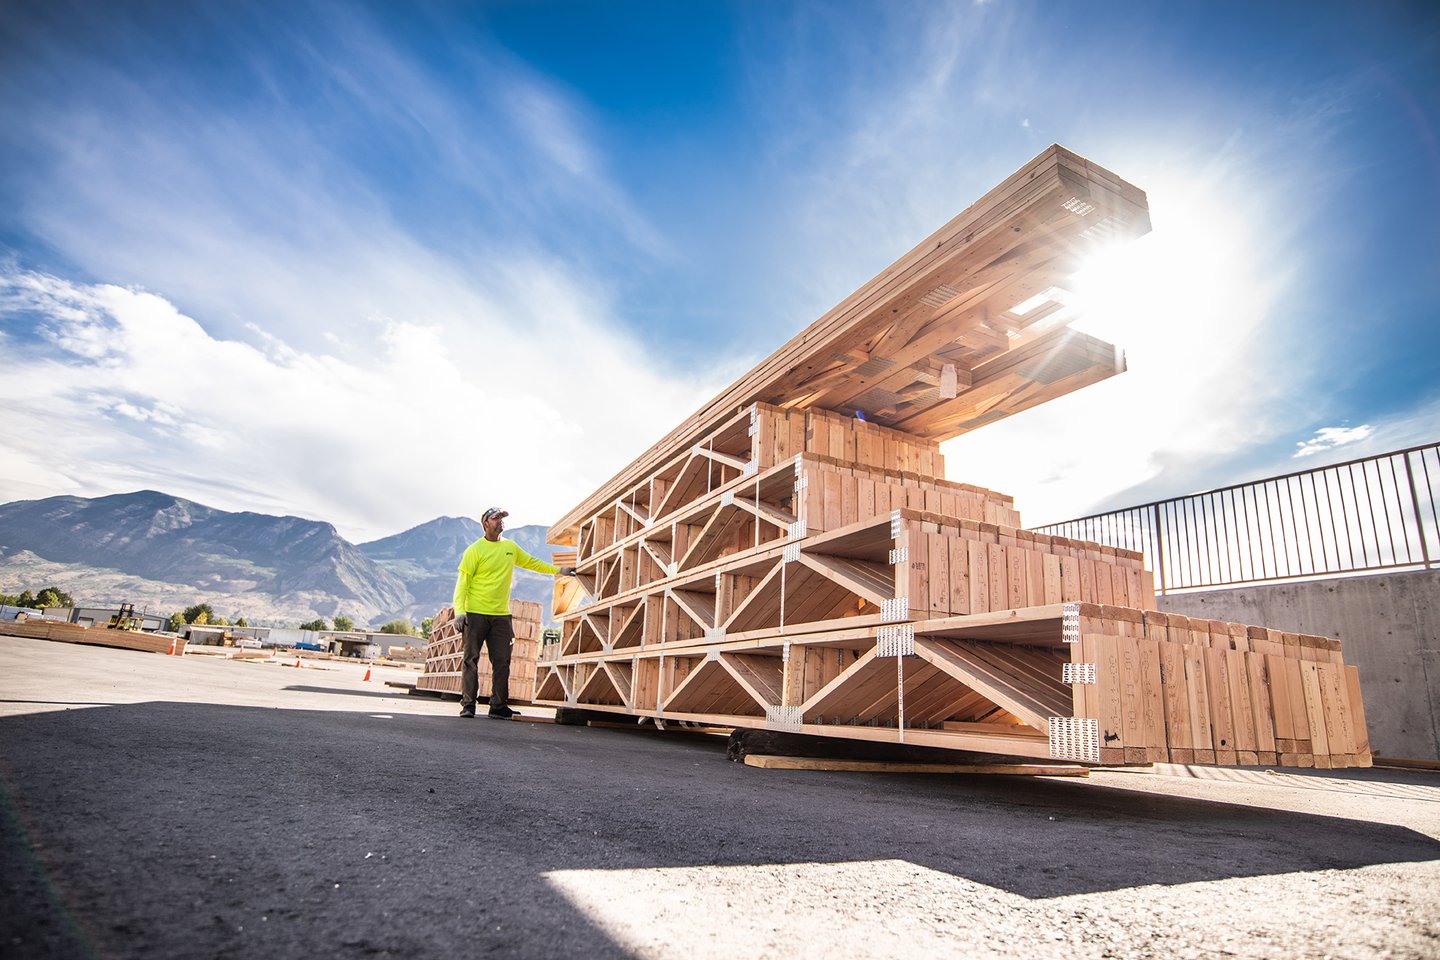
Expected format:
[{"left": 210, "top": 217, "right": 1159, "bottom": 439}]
[
  {"left": 536, "top": 145, "right": 1370, "bottom": 768},
  {"left": 0, "top": 617, "right": 185, "bottom": 655},
  {"left": 417, "top": 601, "right": 543, "bottom": 703}
]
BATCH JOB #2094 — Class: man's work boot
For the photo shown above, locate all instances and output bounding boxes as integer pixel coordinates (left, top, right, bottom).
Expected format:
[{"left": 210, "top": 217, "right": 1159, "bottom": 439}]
[
  {"left": 487, "top": 705, "right": 517, "bottom": 720},
  {"left": 459, "top": 704, "right": 476, "bottom": 718}
]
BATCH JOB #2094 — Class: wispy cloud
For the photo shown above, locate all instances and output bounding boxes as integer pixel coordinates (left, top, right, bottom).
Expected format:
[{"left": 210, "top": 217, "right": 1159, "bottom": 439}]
[{"left": 1294, "top": 425, "right": 1375, "bottom": 458}]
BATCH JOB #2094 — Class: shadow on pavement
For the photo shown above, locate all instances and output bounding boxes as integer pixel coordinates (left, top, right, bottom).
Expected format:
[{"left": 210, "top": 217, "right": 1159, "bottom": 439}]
[
  {"left": 0, "top": 699, "right": 120, "bottom": 706},
  {"left": 282, "top": 684, "right": 423, "bottom": 701},
  {"left": 3, "top": 701, "right": 1438, "bottom": 959}
]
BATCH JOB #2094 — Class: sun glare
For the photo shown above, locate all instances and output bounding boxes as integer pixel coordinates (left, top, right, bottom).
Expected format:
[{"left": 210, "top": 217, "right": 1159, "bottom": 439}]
[
  {"left": 942, "top": 166, "right": 1287, "bottom": 525},
  {"left": 1067, "top": 177, "right": 1267, "bottom": 367}
]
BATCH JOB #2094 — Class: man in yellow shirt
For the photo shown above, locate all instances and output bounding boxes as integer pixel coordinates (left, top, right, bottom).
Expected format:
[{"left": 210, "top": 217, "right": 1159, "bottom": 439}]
[{"left": 453, "top": 507, "right": 575, "bottom": 719}]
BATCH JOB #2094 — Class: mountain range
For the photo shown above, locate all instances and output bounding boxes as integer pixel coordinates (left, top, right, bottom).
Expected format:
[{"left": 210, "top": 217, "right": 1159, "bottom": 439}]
[{"left": 0, "top": 491, "right": 564, "bottom": 627}]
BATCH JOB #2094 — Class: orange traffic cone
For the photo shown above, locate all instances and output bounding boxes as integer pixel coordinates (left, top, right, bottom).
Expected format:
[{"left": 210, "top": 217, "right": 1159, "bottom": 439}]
[
  {"left": 362, "top": 668, "right": 372, "bottom": 682},
  {"left": 167, "top": 638, "right": 176, "bottom": 656},
  {"left": 295, "top": 658, "right": 302, "bottom": 668}
]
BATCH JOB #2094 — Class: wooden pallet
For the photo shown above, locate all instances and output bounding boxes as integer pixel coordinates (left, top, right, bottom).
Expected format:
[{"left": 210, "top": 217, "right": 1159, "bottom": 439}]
[
  {"left": 417, "top": 601, "right": 544, "bottom": 702},
  {"left": 537, "top": 145, "right": 1370, "bottom": 769}
]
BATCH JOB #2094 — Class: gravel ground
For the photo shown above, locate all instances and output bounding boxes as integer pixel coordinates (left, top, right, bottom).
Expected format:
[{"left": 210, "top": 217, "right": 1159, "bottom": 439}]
[{"left": 2, "top": 635, "right": 1438, "bottom": 959}]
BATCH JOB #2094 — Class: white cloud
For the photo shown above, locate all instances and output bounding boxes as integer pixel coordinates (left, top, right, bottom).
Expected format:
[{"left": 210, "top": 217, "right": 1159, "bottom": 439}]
[
  {"left": 0, "top": 269, "right": 718, "bottom": 543},
  {"left": 1294, "top": 425, "right": 1375, "bottom": 458},
  {"left": 0, "top": 9, "right": 742, "bottom": 542}
]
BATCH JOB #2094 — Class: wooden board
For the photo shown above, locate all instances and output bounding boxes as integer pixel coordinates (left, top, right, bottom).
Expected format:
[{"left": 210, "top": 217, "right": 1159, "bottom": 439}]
[{"left": 743, "top": 755, "right": 1088, "bottom": 775}]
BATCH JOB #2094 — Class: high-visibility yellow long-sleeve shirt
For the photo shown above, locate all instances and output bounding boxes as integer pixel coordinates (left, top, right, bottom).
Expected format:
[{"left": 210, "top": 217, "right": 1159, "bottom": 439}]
[{"left": 452, "top": 537, "right": 558, "bottom": 616}]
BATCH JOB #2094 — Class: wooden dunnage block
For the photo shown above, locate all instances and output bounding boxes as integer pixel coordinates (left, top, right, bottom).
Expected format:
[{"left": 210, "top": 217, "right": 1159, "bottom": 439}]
[
  {"left": 1157, "top": 639, "right": 1192, "bottom": 764},
  {"left": 1182, "top": 642, "right": 1216, "bottom": 764},
  {"left": 1087, "top": 633, "right": 1126, "bottom": 765},
  {"left": 1317, "top": 660, "right": 1357, "bottom": 767},
  {"left": 1205, "top": 645, "right": 1239, "bottom": 765},
  {"left": 1226, "top": 647, "right": 1260, "bottom": 765},
  {"left": 1300, "top": 661, "right": 1331, "bottom": 767},
  {"left": 1246, "top": 652, "right": 1279, "bottom": 765},
  {"left": 1345, "top": 665, "right": 1372, "bottom": 763}
]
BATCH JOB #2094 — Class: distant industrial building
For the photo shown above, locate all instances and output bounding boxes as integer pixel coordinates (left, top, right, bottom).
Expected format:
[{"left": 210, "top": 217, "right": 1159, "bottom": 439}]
[{"left": 182, "top": 623, "right": 423, "bottom": 660}]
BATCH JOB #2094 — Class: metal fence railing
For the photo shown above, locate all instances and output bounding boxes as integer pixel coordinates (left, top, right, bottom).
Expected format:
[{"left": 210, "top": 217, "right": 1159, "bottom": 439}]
[{"left": 1032, "top": 442, "right": 1439, "bottom": 594}]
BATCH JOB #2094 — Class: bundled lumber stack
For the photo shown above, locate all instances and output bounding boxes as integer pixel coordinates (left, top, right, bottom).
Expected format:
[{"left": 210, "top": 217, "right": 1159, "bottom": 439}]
[
  {"left": 417, "top": 601, "right": 544, "bottom": 703},
  {"left": 0, "top": 617, "right": 185, "bottom": 655},
  {"left": 537, "top": 145, "right": 1370, "bottom": 768}
]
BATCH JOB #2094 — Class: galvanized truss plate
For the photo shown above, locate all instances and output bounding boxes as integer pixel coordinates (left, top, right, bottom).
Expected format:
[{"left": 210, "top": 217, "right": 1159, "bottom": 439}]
[
  {"left": 705, "top": 626, "right": 727, "bottom": 642},
  {"left": 888, "top": 547, "right": 908, "bottom": 565},
  {"left": 917, "top": 285, "right": 956, "bottom": 309},
  {"left": 1048, "top": 717, "right": 1100, "bottom": 763},
  {"left": 788, "top": 520, "right": 807, "bottom": 540},
  {"left": 1062, "top": 602, "right": 1081, "bottom": 644},
  {"left": 1081, "top": 214, "right": 1127, "bottom": 243},
  {"left": 720, "top": 491, "right": 735, "bottom": 507},
  {"left": 854, "top": 354, "right": 897, "bottom": 377},
  {"left": 765, "top": 705, "right": 804, "bottom": 732},
  {"left": 742, "top": 460, "right": 758, "bottom": 477},
  {"left": 880, "top": 597, "right": 909, "bottom": 623},
  {"left": 876, "top": 624, "right": 916, "bottom": 657},
  {"left": 705, "top": 650, "right": 721, "bottom": 662},
  {"left": 783, "top": 544, "right": 802, "bottom": 563},
  {"left": 1062, "top": 662, "right": 1097, "bottom": 685},
  {"left": 1062, "top": 195, "right": 1096, "bottom": 217},
  {"left": 890, "top": 510, "right": 904, "bottom": 538}
]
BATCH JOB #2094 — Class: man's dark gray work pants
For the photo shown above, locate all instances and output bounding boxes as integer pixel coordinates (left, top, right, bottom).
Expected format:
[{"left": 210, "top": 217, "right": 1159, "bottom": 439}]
[{"left": 460, "top": 613, "right": 514, "bottom": 711}]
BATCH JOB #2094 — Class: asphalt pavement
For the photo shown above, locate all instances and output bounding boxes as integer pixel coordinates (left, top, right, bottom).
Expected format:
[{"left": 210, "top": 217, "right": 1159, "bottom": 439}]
[{"left": 3, "top": 636, "right": 1439, "bottom": 959}]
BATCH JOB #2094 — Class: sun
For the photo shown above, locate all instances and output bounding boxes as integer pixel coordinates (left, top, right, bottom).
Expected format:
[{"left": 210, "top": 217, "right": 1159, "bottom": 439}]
[{"left": 1066, "top": 172, "right": 1270, "bottom": 368}]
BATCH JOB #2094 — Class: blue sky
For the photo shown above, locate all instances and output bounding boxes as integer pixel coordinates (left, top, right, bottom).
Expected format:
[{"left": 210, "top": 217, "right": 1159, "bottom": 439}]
[{"left": 1, "top": 0, "right": 1437, "bottom": 541}]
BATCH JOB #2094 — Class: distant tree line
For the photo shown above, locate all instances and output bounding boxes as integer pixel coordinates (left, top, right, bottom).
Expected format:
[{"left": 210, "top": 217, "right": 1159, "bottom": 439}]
[
  {"left": 153, "top": 608, "right": 428, "bottom": 637},
  {"left": 165, "top": 603, "right": 247, "bottom": 632},
  {"left": 298, "top": 617, "right": 419, "bottom": 635},
  {"left": 291, "top": 615, "right": 423, "bottom": 636},
  {"left": 0, "top": 586, "right": 75, "bottom": 609},
  {"left": 0, "top": 590, "right": 269, "bottom": 634}
]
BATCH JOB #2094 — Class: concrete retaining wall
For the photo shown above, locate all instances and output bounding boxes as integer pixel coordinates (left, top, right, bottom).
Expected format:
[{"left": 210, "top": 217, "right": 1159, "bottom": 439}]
[{"left": 1158, "top": 570, "right": 1440, "bottom": 762}]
